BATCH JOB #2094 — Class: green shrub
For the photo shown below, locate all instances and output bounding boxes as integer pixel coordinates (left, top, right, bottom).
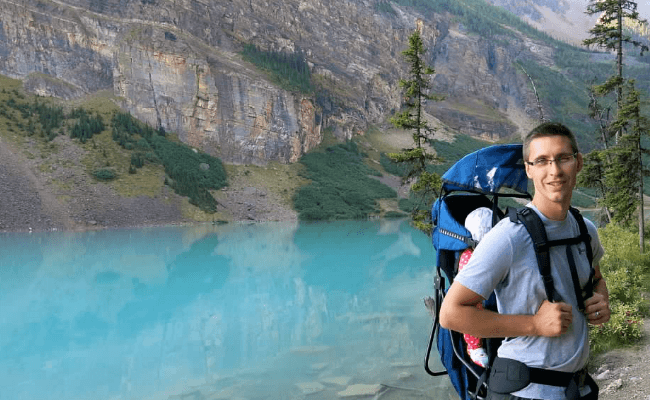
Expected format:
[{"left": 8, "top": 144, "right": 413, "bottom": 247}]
[
  {"left": 398, "top": 189, "right": 436, "bottom": 213},
  {"left": 241, "top": 44, "right": 312, "bottom": 93},
  {"left": 380, "top": 152, "right": 411, "bottom": 177},
  {"left": 294, "top": 141, "right": 397, "bottom": 220},
  {"left": 148, "top": 134, "right": 227, "bottom": 212},
  {"left": 70, "top": 112, "right": 105, "bottom": 143},
  {"left": 110, "top": 111, "right": 227, "bottom": 213},
  {"left": 384, "top": 211, "right": 408, "bottom": 218},
  {"left": 429, "top": 135, "right": 490, "bottom": 176},
  {"left": 571, "top": 189, "right": 597, "bottom": 208},
  {"left": 136, "top": 137, "right": 151, "bottom": 150},
  {"left": 131, "top": 152, "right": 145, "bottom": 168},
  {"left": 93, "top": 168, "right": 117, "bottom": 181},
  {"left": 589, "top": 224, "right": 649, "bottom": 354}
]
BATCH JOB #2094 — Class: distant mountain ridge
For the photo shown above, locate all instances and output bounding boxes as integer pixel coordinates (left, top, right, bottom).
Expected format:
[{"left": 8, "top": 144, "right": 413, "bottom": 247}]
[{"left": 484, "top": 0, "right": 650, "bottom": 46}]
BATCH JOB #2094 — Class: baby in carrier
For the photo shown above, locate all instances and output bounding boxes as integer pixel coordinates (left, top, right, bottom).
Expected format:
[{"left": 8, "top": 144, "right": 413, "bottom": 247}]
[{"left": 458, "top": 207, "right": 493, "bottom": 368}]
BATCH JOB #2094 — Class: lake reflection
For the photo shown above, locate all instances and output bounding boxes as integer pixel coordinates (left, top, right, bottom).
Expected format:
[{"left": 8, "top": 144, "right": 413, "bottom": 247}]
[{"left": 0, "top": 220, "right": 456, "bottom": 400}]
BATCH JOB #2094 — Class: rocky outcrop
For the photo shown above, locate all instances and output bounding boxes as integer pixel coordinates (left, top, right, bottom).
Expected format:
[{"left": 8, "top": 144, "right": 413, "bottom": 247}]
[{"left": 0, "top": 0, "right": 556, "bottom": 164}]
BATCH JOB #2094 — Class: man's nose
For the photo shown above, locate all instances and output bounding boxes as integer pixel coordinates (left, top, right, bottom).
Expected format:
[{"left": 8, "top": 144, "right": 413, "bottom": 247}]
[{"left": 548, "top": 160, "right": 564, "bottom": 174}]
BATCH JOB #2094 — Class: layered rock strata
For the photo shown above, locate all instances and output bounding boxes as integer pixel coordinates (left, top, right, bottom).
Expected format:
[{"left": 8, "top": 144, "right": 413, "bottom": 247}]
[{"left": 0, "top": 0, "right": 554, "bottom": 163}]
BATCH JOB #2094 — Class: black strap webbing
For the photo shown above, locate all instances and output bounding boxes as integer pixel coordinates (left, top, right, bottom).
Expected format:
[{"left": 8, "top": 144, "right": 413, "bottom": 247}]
[
  {"left": 508, "top": 206, "right": 594, "bottom": 308},
  {"left": 565, "top": 245, "right": 584, "bottom": 311},
  {"left": 568, "top": 207, "right": 595, "bottom": 301},
  {"left": 509, "top": 207, "right": 555, "bottom": 302}
]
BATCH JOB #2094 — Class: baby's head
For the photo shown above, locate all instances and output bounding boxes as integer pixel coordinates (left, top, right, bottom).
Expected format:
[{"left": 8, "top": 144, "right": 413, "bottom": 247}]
[{"left": 464, "top": 207, "right": 493, "bottom": 243}]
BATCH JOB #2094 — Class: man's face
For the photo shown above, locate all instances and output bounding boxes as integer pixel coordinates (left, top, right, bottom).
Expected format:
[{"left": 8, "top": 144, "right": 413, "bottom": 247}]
[{"left": 525, "top": 135, "right": 583, "bottom": 207}]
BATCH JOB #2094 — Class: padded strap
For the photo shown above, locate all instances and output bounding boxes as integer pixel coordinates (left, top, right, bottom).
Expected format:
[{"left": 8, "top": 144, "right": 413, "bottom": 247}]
[
  {"left": 568, "top": 207, "right": 594, "bottom": 266},
  {"left": 489, "top": 357, "right": 588, "bottom": 393},
  {"left": 508, "top": 207, "right": 556, "bottom": 302},
  {"left": 529, "top": 366, "right": 582, "bottom": 387},
  {"left": 568, "top": 207, "right": 595, "bottom": 300}
]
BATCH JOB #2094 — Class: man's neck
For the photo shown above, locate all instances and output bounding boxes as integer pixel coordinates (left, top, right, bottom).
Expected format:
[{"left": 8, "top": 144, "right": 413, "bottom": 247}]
[{"left": 531, "top": 199, "right": 570, "bottom": 221}]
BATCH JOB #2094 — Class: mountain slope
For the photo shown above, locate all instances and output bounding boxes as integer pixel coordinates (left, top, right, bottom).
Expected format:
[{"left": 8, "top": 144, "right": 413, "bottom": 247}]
[
  {"left": 484, "top": 0, "right": 650, "bottom": 46},
  {"left": 0, "top": 0, "right": 567, "bottom": 157},
  {"left": 1, "top": 0, "right": 650, "bottom": 229}
]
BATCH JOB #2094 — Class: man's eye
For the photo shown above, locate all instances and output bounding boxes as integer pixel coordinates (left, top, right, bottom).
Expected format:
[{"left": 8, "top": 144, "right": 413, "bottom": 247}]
[
  {"left": 534, "top": 159, "right": 550, "bottom": 165},
  {"left": 559, "top": 155, "right": 573, "bottom": 163}
]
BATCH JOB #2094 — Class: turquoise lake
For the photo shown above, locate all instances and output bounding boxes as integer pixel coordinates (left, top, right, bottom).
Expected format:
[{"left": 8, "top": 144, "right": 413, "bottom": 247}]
[{"left": 0, "top": 219, "right": 457, "bottom": 400}]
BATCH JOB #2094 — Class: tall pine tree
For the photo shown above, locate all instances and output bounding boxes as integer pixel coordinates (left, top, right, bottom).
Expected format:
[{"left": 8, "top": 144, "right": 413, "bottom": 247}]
[
  {"left": 579, "top": 80, "right": 650, "bottom": 249},
  {"left": 583, "top": 0, "right": 648, "bottom": 143},
  {"left": 608, "top": 80, "right": 650, "bottom": 249},
  {"left": 580, "top": 0, "right": 649, "bottom": 241},
  {"left": 389, "top": 29, "right": 441, "bottom": 233}
]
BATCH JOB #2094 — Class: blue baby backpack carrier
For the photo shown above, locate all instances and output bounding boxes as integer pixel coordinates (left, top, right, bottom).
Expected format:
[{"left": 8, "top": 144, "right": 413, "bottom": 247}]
[{"left": 424, "top": 144, "right": 532, "bottom": 400}]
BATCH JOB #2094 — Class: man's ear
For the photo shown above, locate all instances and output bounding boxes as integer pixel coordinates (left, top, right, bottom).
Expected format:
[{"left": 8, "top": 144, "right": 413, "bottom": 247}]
[
  {"left": 576, "top": 152, "right": 583, "bottom": 173},
  {"left": 525, "top": 162, "right": 533, "bottom": 179}
]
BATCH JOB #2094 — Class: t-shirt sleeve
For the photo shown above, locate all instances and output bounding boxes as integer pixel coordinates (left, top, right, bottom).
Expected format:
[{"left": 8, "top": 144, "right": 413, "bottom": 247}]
[{"left": 454, "top": 221, "right": 516, "bottom": 300}]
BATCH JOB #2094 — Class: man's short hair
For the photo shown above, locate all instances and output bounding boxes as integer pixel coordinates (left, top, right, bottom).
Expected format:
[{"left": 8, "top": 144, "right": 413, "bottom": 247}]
[{"left": 523, "top": 122, "right": 579, "bottom": 161}]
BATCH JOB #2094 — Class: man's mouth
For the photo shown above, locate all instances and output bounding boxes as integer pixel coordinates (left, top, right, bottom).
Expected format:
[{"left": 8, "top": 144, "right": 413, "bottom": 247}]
[{"left": 546, "top": 181, "right": 565, "bottom": 187}]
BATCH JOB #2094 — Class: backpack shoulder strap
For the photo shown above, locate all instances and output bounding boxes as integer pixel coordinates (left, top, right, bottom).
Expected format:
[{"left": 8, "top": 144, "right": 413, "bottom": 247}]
[
  {"left": 568, "top": 207, "right": 593, "bottom": 266},
  {"left": 508, "top": 207, "right": 556, "bottom": 303},
  {"left": 568, "top": 207, "right": 596, "bottom": 302}
]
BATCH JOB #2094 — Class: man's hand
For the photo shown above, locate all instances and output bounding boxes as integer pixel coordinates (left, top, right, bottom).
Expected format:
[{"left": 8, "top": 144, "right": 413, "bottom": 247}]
[
  {"left": 533, "top": 300, "right": 573, "bottom": 337},
  {"left": 585, "top": 292, "right": 610, "bottom": 325}
]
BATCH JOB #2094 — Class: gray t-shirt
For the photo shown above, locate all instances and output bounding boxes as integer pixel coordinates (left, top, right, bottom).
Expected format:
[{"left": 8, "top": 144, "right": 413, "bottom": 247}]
[{"left": 455, "top": 205, "right": 604, "bottom": 399}]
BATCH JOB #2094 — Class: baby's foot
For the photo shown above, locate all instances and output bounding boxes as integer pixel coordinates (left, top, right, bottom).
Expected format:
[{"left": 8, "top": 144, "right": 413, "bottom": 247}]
[{"left": 468, "top": 347, "right": 489, "bottom": 368}]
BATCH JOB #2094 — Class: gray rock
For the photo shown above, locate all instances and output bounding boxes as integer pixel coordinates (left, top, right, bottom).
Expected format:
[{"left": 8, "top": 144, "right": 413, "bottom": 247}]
[
  {"left": 595, "top": 369, "right": 611, "bottom": 380},
  {"left": 604, "top": 378, "right": 623, "bottom": 392}
]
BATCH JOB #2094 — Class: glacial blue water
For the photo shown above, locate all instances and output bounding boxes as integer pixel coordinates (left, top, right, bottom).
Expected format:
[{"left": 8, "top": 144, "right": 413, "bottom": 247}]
[{"left": 0, "top": 219, "right": 456, "bottom": 400}]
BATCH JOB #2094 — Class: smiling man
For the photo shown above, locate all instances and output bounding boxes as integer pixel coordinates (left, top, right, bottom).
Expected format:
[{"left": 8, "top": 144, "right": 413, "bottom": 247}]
[{"left": 439, "top": 122, "right": 610, "bottom": 400}]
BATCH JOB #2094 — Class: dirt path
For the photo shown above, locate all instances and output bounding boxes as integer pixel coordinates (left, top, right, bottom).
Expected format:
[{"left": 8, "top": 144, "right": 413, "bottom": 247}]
[{"left": 593, "top": 318, "right": 650, "bottom": 400}]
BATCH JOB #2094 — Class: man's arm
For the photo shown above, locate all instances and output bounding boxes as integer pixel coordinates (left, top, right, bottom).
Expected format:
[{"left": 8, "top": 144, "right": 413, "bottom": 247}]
[
  {"left": 439, "top": 281, "right": 574, "bottom": 338},
  {"left": 584, "top": 264, "right": 610, "bottom": 325}
]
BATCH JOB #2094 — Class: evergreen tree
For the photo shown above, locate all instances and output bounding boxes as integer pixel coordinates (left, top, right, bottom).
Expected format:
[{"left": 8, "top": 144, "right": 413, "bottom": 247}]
[
  {"left": 580, "top": 0, "right": 649, "bottom": 243},
  {"left": 389, "top": 29, "right": 442, "bottom": 233},
  {"left": 579, "top": 80, "right": 650, "bottom": 250},
  {"left": 583, "top": 0, "right": 648, "bottom": 142},
  {"left": 608, "top": 80, "right": 650, "bottom": 249}
]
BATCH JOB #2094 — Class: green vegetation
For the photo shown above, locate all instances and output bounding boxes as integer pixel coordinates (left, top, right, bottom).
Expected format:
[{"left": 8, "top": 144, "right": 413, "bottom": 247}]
[
  {"left": 391, "top": 0, "right": 572, "bottom": 43},
  {"left": 380, "top": 152, "right": 410, "bottom": 177},
  {"left": 384, "top": 210, "right": 408, "bottom": 218},
  {"left": 577, "top": 1, "right": 650, "bottom": 252},
  {"left": 0, "top": 79, "right": 227, "bottom": 214},
  {"left": 398, "top": 189, "right": 435, "bottom": 214},
  {"left": 93, "top": 168, "right": 117, "bottom": 181},
  {"left": 571, "top": 190, "right": 598, "bottom": 208},
  {"left": 428, "top": 134, "right": 491, "bottom": 175},
  {"left": 3, "top": 96, "right": 66, "bottom": 141},
  {"left": 70, "top": 109, "right": 105, "bottom": 143},
  {"left": 293, "top": 141, "right": 397, "bottom": 220},
  {"left": 516, "top": 60, "right": 601, "bottom": 150},
  {"left": 590, "top": 224, "right": 650, "bottom": 353},
  {"left": 111, "top": 112, "right": 227, "bottom": 212},
  {"left": 241, "top": 44, "right": 312, "bottom": 93}
]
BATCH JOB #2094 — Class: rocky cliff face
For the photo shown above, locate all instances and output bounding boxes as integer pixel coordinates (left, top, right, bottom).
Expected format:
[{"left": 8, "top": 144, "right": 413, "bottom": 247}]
[{"left": 0, "top": 0, "right": 555, "bottom": 164}]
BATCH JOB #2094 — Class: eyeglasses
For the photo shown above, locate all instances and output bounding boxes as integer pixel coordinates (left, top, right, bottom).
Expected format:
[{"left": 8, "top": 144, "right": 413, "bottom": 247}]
[{"left": 525, "top": 152, "right": 577, "bottom": 168}]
